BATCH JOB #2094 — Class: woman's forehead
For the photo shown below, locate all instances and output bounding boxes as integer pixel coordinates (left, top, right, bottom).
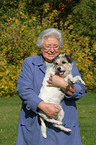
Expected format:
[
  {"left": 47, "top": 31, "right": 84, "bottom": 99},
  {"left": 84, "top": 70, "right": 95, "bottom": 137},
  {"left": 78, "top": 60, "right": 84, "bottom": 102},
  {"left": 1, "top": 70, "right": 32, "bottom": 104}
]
[{"left": 43, "top": 36, "right": 59, "bottom": 45}]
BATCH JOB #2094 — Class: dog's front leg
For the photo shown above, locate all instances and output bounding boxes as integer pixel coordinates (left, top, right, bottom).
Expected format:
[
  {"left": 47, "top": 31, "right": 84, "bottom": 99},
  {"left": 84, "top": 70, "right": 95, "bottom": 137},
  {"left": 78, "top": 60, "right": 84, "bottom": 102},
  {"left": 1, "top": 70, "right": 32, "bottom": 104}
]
[
  {"left": 65, "top": 74, "right": 75, "bottom": 83},
  {"left": 73, "top": 76, "right": 85, "bottom": 85}
]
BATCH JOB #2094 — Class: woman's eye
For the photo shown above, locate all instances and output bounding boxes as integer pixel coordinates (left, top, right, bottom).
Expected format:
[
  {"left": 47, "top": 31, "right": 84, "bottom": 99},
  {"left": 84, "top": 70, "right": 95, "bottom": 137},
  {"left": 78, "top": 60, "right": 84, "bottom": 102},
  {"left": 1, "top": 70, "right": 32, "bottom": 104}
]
[{"left": 62, "top": 61, "right": 66, "bottom": 64}]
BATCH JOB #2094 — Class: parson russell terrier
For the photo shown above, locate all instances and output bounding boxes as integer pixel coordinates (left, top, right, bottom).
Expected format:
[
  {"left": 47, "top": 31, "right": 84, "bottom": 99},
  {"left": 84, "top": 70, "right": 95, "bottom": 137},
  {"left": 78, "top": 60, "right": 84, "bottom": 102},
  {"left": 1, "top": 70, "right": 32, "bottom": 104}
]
[{"left": 38, "top": 54, "right": 85, "bottom": 138}]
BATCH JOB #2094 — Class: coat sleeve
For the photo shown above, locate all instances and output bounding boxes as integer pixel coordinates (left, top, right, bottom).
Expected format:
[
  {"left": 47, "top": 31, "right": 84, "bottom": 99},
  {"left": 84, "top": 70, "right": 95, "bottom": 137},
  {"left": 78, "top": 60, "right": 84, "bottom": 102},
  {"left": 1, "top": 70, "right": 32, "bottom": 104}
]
[
  {"left": 65, "top": 60, "right": 85, "bottom": 100},
  {"left": 17, "top": 58, "right": 43, "bottom": 113}
]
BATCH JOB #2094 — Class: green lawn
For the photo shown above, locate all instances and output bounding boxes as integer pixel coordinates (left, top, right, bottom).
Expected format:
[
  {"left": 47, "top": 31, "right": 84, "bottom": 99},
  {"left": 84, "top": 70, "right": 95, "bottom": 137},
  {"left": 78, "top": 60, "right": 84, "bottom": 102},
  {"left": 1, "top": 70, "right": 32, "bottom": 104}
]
[
  {"left": 77, "top": 93, "right": 96, "bottom": 145},
  {"left": 0, "top": 93, "right": 96, "bottom": 145}
]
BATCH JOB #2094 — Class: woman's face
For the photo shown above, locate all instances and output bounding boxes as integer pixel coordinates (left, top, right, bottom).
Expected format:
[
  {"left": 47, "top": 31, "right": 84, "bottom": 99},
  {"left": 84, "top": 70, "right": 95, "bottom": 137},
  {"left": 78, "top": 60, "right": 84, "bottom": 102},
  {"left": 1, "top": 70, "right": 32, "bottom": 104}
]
[{"left": 41, "top": 36, "right": 60, "bottom": 63}]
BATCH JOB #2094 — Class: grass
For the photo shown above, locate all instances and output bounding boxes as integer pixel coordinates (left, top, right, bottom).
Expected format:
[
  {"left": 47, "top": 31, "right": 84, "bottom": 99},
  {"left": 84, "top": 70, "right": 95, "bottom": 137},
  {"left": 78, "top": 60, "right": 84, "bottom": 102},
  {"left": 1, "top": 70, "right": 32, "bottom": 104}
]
[
  {"left": 0, "top": 96, "right": 21, "bottom": 145},
  {"left": 77, "top": 93, "right": 96, "bottom": 145},
  {"left": 0, "top": 93, "right": 96, "bottom": 145}
]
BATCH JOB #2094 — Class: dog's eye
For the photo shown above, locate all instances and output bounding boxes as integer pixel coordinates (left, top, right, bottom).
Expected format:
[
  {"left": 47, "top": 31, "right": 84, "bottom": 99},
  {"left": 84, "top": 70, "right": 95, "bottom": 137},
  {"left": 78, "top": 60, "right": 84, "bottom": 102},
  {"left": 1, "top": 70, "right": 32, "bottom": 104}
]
[
  {"left": 55, "top": 62, "right": 58, "bottom": 65},
  {"left": 62, "top": 61, "right": 66, "bottom": 64}
]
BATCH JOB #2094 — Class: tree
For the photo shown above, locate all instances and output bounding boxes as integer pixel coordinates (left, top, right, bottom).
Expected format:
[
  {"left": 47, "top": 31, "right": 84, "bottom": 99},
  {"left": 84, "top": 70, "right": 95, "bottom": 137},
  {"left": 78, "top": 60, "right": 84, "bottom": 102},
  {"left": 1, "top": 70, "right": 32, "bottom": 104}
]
[{"left": 62, "top": 0, "right": 96, "bottom": 91}]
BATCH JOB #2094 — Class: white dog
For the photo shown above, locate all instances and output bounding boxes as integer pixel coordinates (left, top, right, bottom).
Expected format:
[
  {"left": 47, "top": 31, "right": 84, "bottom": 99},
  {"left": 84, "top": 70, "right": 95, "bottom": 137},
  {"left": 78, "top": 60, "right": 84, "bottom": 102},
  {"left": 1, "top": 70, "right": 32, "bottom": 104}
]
[{"left": 38, "top": 54, "right": 85, "bottom": 138}]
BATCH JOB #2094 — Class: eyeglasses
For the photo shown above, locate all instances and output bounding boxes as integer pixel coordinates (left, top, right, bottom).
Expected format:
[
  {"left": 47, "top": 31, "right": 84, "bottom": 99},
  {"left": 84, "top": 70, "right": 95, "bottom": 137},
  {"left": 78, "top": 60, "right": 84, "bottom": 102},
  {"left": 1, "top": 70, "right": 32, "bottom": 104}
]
[{"left": 42, "top": 45, "right": 60, "bottom": 50}]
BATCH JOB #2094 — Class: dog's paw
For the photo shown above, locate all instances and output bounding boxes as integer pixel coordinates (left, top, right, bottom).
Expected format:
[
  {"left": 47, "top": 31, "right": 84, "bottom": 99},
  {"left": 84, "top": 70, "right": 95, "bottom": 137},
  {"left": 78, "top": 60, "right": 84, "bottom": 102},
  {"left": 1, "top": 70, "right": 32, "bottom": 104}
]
[
  {"left": 42, "top": 133, "right": 47, "bottom": 138},
  {"left": 70, "top": 80, "right": 75, "bottom": 84},
  {"left": 55, "top": 124, "right": 72, "bottom": 132},
  {"left": 82, "top": 81, "right": 86, "bottom": 85},
  {"left": 66, "top": 128, "right": 72, "bottom": 132}
]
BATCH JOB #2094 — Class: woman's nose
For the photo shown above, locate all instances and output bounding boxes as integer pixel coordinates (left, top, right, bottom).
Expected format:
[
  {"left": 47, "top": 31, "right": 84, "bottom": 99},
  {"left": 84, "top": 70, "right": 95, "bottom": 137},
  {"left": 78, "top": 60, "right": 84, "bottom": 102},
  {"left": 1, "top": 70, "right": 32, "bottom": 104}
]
[{"left": 50, "top": 47, "right": 54, "bottom": 52}]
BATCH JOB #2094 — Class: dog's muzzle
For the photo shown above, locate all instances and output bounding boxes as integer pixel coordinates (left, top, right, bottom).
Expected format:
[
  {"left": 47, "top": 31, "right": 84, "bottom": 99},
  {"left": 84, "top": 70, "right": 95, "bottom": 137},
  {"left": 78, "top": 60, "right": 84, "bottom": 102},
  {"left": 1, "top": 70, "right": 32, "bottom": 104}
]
[{"left": 56, "top": 67, "right": 65, "bottom": 76}]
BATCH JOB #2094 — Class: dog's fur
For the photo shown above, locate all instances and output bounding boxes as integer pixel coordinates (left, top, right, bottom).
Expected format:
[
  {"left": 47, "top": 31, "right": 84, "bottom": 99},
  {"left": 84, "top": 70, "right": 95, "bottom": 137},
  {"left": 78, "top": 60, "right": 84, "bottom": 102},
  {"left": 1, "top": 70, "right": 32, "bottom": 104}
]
[{"left": 38, "top": 54, "right": 85, "bottom": 138}]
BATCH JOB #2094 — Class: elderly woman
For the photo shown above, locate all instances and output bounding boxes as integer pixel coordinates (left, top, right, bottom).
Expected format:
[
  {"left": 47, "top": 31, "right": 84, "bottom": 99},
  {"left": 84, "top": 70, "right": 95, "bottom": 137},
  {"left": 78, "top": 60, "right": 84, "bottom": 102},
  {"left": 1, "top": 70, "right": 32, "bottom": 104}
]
[{"left": 16, "top": 28, "right": 85, "bottom": 145}]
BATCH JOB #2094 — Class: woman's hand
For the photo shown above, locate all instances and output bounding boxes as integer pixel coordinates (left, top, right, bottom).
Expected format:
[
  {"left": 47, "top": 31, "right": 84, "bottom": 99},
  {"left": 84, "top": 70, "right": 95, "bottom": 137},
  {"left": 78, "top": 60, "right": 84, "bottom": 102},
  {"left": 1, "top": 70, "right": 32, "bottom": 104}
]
[
  {"left": 47, "top": 74, "right": 75, "bottom": 96},
  {"left": 38, "top": 101, "right": 59, "bottom": 118},
  {"left": 47, "top": 74, "right": 68, "bottom": 88}
]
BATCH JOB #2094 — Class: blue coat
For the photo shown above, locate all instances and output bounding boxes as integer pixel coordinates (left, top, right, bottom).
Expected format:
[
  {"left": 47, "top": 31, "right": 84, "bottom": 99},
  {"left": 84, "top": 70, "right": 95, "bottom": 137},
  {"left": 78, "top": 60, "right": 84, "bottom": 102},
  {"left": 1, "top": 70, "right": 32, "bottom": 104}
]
[{"left": 16, "top": 54, "right": 85, "bottom": 145}]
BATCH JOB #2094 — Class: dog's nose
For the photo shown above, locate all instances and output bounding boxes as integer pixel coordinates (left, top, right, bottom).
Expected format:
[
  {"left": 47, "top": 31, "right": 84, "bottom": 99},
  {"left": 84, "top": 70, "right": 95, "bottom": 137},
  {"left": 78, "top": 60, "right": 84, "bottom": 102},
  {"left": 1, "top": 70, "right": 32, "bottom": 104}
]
[{"left": 57, "top": 67, "right": 61, "bottom": 71}]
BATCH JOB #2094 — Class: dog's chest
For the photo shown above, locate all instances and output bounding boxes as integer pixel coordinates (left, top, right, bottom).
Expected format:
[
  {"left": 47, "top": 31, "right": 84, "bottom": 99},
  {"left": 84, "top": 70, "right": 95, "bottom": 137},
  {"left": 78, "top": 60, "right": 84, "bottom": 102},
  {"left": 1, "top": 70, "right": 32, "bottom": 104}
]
[{"left": 39, "top": 67, "right": 64, "bottom": 104}]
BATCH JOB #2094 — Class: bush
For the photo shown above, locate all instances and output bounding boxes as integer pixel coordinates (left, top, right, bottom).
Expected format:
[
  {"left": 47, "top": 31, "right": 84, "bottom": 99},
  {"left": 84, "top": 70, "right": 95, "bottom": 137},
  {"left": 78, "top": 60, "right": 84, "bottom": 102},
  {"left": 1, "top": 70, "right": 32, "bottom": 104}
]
[
  {"left": 1, "top": 0, "right": 96, "bottom": 97},
  {"left": 1, "top": 4, "right": 59, "bottom": 97},
  {"left": 60, "top": 0, "right": 96, "bottom": 92}
]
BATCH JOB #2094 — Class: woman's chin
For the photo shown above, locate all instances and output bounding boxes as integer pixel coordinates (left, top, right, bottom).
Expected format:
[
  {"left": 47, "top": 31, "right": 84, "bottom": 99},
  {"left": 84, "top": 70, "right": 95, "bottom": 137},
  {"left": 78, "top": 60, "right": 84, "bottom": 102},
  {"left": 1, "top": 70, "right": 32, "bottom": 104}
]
[
  {"left": 48, "top": 54, "right": 57, "bottom": 59},
  {"left": 44, "top": 58, "right": 54, "bottom": 63},
  {"left": 44, "top": 54, "right": 58, "bottom": 63}
]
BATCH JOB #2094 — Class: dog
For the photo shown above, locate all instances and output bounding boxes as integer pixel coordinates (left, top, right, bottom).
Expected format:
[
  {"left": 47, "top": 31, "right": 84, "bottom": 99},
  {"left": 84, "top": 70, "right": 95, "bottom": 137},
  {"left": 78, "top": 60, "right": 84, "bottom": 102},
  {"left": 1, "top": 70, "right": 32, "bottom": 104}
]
[{"left": 38, "top": 54, "right": 85, "bottom": 138}]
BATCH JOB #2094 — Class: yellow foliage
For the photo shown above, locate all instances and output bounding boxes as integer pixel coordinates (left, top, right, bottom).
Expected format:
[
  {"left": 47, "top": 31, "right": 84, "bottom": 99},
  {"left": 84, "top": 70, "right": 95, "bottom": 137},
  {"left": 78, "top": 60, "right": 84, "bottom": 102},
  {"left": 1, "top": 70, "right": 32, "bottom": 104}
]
[{"left": 1, "top": 6, "right": 95, "bottom": 97}]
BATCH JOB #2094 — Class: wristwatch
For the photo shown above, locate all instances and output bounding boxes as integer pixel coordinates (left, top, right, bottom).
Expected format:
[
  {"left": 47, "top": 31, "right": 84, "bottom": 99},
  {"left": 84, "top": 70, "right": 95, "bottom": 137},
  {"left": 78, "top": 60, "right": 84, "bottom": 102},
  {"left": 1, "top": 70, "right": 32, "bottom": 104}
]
[{"left": 65, "top": 83, "right": 70, "bottom": 92}]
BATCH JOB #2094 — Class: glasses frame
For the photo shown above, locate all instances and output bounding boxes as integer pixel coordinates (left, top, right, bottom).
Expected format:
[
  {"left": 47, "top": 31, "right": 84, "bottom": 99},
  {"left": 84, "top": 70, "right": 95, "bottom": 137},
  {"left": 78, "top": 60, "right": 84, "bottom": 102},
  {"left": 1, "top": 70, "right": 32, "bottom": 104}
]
[{"left": 42, "top": 45, "right": 60, "bottom": 50}]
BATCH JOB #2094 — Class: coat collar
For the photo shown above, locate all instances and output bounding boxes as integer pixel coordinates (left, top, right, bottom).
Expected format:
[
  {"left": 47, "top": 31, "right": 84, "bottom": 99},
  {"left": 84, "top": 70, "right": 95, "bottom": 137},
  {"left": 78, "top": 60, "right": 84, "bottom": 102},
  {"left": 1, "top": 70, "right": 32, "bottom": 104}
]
[{"left": 32, "top": 54, "right": 46, "bottom": 73}]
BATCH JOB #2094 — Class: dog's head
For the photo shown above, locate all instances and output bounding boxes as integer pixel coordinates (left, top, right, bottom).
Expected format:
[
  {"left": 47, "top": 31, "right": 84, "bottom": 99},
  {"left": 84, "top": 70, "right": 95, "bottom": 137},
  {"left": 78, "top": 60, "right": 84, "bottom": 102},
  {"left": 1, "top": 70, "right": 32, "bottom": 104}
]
[{"left": 53, "top": 54, "right": 73, "bottom": 77}]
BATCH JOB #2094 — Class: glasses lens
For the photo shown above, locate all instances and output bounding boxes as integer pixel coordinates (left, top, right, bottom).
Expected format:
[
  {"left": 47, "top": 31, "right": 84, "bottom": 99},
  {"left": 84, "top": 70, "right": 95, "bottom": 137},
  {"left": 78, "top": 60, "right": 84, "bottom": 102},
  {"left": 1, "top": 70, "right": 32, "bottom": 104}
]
[{"left": 43, "top": 45, "right": 59, "bottom": 50}]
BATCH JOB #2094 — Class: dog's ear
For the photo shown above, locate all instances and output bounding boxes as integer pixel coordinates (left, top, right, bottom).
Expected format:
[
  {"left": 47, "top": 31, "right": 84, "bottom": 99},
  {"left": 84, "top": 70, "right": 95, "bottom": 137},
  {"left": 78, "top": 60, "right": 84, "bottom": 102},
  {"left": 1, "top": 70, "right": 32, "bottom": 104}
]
[{"left": 65, "top": 54, "right": 73, "bottom": 63}]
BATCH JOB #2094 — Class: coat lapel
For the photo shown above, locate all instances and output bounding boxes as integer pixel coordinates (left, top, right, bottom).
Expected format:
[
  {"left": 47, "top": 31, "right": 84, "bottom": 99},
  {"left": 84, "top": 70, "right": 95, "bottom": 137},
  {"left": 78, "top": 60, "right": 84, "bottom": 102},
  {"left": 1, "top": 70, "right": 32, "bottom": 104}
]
[
  {"left": 38, "top": 64, "right": 46, "bottom": 74},
  {"left": 32, "top": 54, "right": 47, "bottom": 74}
]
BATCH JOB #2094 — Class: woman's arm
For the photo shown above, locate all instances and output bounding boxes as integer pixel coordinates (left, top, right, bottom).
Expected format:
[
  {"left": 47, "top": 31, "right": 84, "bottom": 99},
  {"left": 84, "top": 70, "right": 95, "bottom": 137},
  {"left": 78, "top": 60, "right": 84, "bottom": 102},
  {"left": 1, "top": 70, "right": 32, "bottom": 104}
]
[
  {"left": 47, "top": 60, "right": 85, "bottom": 100},
  {"left": 47, "top": 75, "right": 75, "bottom": 96},
  {"left": 17, "top": 57, "right": 60, "bottom": 117},
  {"left": 38, "top": 101, "right": 59, "bottom": 118},
  {"left": 65, "top": 60, "right": 85, "bottom": 100},
  {"left": 17, "top": 57, "right": 43, "bottom": 113}
]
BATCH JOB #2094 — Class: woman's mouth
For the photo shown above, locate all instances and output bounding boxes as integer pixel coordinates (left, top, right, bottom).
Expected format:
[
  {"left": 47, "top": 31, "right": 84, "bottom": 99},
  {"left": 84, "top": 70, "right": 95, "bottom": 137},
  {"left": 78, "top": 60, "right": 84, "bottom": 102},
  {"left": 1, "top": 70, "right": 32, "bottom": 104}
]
[{"left": 48, "top": 53, "right": 55, "bottom": 56}]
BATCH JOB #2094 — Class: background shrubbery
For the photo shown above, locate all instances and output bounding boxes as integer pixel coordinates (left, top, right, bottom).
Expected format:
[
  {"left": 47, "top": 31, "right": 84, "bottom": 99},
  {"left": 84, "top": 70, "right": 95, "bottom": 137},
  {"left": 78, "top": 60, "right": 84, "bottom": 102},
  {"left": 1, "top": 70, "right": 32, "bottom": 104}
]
[{"left": 1, "top": 0, "right": 96, "bottom": 97}]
